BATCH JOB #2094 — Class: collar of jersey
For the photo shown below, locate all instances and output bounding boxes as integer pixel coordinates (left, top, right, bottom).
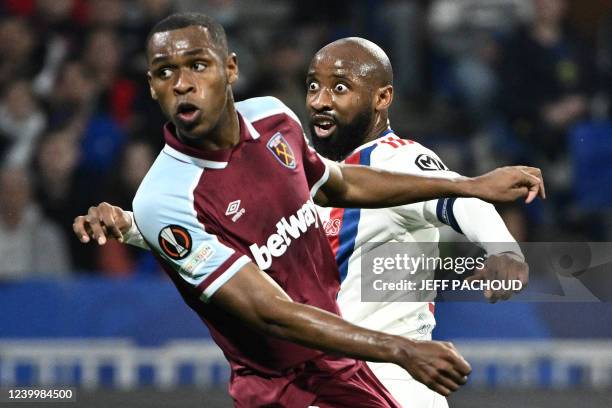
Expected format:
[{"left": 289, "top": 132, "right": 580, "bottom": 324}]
[
  {"left": 343, "top": 127, "right": 394, "bottom": 162},
  {"left": 162, "top": 112, "right": 260, "bottom": 168}
]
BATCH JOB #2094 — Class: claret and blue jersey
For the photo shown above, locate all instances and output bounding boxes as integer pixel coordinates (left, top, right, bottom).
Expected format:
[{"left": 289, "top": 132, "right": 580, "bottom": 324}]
[{"left": 132, "top": 97, "right": 346, "bottom": 375}]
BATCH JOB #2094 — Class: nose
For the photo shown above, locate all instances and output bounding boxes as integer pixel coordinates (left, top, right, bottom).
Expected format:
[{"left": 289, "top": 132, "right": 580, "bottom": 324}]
[
  {"left": 173, "top": 69, "right": 195, "bottom": 95},
  {"left": 308, "top": 88, "right": 332, "bottom": 112}
]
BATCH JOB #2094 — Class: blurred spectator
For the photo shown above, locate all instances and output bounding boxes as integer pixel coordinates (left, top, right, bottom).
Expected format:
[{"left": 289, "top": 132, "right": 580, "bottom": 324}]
[
  {"left": 98, "top": 140, "right": 157, "bottom": 276},
  {"left": 49, "top": 53, "right": 128, "bottom": 178},
  {"left": 0, "top": 17, "right": 39, "bottom": 89},
  {"left": 82, "top": 28, "right": 136, "bottom": 127},
  {"left": 34, "top": 127, "right": 99, "bottom": 271},
  {"left": 86, "top": 0, "right": 124, "bottom": 28},
  {"left": 499, "top": 0, "right": 595, "bottom": 164},
  {"left": 34, "top": 0, "right": 80, "bottom": 27},
  {"left": 47, "top": 60, "right": 96, "bottom": 128},
  {"left": 254, "top": 32, "right": 308, "bottom": 123},
  {"left": 31, "top": 0, "right": 85, "bottom": 51},
  {"left": 0, "top": 79, "right": 46, "bottom": 167},
  {"left": 114, "top": 140, "right": 155, "bottom": 205},
  {"left": 137, "top": 0, "right": 173, "bottom": 27},
  {"left": 597, "top": 10, "right": 612, "bottom": 118},
  {"left": 122, "top": 0, "right": 174, "bottom": 63},
  {"left": 0, "top": 166, "right": 70, "bottom": 279}
]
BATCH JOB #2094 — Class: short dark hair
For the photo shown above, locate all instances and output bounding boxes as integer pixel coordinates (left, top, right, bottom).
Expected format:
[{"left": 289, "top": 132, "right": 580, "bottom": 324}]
[{"left": 147, "top": 12, "right": 228, "bottom": 55}]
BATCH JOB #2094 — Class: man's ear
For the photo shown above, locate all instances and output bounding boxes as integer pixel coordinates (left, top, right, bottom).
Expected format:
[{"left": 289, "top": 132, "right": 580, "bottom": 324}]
[
  {"left": 375, "top": 85, "right": 393, "bottom": 112},
  {"left": 226, "top": 53, "right": 238, "bottom": 85},
  {"left": 147, "top": 71, "right": 157, "bottom": 100}
]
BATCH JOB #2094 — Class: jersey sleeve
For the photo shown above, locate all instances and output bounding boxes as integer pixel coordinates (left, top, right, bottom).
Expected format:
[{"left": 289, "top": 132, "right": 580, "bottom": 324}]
[
  {"left": 372, "top": 142, "right": 462, "bottom": 230},
  {"left": 301, "top": 136, "right": 330, "bottom": 197},
  {"left": 132, "top": 164, "right": 250, "bottom": 302},
  {"left": 123, "top": 211, "right": 150, "bottom": 249},
  {"left": 372, "top": 142, "right": 522, "bottom": 256}
]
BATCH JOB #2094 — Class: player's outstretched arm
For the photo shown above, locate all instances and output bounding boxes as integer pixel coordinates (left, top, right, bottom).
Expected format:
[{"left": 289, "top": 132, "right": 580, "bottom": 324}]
[
  {"left": 213, "top": 262, "right": 471, "bottom": 397},
  {"left": 421, "top": 196, "right": 529, "bottom": 302},
  {"left": 315, "top": 162, "right": 545, "bottom": 208}
]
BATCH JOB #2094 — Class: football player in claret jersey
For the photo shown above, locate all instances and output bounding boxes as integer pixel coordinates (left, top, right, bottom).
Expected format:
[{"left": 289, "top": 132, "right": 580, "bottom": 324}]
[
  {"left": 73, "top": 13, "right": 545, "bottom": 407},
  {"left": 307, "top": 37, "right": 530, "bottom": 407}
]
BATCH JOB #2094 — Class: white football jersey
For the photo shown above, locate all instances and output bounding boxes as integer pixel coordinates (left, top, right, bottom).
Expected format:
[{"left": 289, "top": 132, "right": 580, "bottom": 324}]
[{"left": 318, "top": 129, "right": 462, "bottom": 340}]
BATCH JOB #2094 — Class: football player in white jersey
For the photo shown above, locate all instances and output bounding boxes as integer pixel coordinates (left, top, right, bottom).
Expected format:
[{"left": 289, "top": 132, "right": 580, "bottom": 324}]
[{"left": 306, "top": 37, "right": 528, "bottom": 407}]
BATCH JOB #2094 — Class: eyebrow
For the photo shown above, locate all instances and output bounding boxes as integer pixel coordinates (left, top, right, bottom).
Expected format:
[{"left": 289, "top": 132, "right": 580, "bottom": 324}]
[{"left": 151, "top": 48, "right": 208, "bottom": 65}]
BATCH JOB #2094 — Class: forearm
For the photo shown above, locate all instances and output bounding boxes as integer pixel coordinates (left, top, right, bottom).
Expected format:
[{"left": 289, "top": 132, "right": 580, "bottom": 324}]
[
  {"left": 430, "top": 197, "right": 523, "bottom": 258},
  {"left": 211, "top": 264, "right": 471, "bottom": 395},
  {"left": 324, "top": 163, "right": 473, "bottom": 208},
  {"left": 212, "top": 264, "right": 409, "bottom": 364},
  {"left": 260, "top": 297, "right": 406, "bottom": 363},
  {"left": 455, "top": 198, "right": 523, "bottom": 257}
]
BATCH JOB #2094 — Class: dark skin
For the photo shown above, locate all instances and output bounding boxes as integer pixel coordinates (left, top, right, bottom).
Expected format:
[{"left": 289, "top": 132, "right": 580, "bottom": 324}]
[
  {"left": 308, "top": 38, "right": 528, "bottom": 302},
  {"left": 74, "top": 28, "right": 547, "bottom": 396},
  {"left": 307, "top": 38, "right": 393, "bottom": 154},
  {"left": 146, "top": 25, "right": 239, "bottom": 150}
]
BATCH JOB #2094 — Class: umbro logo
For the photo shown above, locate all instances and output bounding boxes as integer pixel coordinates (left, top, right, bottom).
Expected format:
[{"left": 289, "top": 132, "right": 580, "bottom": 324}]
[{"left": 226, "top": 200, "right": 246, "bottom": 222}]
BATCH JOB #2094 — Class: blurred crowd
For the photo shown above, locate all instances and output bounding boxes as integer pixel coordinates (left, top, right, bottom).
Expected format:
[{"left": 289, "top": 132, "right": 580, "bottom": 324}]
[{"left": 0, "top": 0, "right": 611, "bottom": 279}]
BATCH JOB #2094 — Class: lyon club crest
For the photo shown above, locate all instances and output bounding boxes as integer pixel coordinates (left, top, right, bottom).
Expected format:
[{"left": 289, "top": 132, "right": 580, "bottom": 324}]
[{"left": 267, "top": 132, "right": 296, "bottom": 169}]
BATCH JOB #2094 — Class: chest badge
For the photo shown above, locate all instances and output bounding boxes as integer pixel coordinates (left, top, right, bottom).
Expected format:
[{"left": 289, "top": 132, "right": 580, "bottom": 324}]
[{"left": 267, "top": 132, "right": 296, "bottom": 169}]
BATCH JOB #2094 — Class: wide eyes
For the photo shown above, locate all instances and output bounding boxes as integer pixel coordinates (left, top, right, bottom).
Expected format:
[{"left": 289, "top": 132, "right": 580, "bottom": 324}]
[
  {"left": 334, "top": 84, "right": 348, "bottom": 93},
  {"left": 307, "top": 81, "right": 349, "bottom": 93}
]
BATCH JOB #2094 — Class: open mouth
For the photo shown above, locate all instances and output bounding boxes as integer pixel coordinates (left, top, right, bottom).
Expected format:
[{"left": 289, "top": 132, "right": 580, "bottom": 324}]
[
  {"left": 176, "top": 102, "right": 201, "bottom": 123},
  {"left": 312, "top": 116, "right": 337, "bottom": 138}
]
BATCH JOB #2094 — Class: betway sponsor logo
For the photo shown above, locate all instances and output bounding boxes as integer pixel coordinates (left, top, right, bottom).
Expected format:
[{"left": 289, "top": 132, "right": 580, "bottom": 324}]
[{"left": 250, "top": 199, "right": 319, "bottom": 269}]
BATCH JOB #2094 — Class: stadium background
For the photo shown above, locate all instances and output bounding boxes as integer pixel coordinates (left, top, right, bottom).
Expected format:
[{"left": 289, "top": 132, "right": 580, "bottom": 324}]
[{"left": 1, "top": 0, "right": 612, "bottom": 406}]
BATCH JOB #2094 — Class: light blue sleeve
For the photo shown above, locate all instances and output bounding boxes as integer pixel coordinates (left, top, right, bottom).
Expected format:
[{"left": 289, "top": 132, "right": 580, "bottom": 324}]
[{"left": 132, "top": 149, "right": 250, "bottom": 301}]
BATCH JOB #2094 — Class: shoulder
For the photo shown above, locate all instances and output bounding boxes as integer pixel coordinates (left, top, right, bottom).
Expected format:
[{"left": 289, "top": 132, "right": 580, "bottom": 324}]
[
  {"left": 236, "top": 96, "right": 302, "bottom": 128},
  {"left": 368, "top": 135, "right": 440, "bottom": 163},
  {"left": 133, "top": 151, "right": 204, "bottom": 224},
  {"left": 369, "top": 136, "right": 450, "bottom": 174}
]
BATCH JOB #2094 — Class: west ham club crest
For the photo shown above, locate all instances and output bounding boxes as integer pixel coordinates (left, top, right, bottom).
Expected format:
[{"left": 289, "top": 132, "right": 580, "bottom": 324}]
[{"left": 267, "top": 132, "right": 296, "bottom": 169}]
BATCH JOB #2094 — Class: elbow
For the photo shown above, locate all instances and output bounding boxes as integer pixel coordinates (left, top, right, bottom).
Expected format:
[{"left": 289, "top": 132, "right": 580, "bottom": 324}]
[{"left": 250, "top": 295, "right": 295, "bottom": 338}]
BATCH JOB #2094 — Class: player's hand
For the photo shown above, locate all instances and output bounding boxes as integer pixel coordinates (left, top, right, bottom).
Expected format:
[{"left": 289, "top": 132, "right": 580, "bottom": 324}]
[
  {"left": 396, "top": 340, "right": 471, "bottom": 397},
  {"left": 469, "top": 166, "right": 545, "bottom": 204},
  {"left": 73, "top": 202, "right": 132, "bottom": 245},
  {"left": 466, "top": 253, "right": 529, "bottom": 303}
]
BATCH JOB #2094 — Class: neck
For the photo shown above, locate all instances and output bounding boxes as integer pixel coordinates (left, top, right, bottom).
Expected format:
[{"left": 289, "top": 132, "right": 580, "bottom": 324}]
[
  {"left": 362, "top": 113, "right": 390, "bottom": 144},
  {"left": 178, "top": 92, "right": 240, "bottom": 150}
]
